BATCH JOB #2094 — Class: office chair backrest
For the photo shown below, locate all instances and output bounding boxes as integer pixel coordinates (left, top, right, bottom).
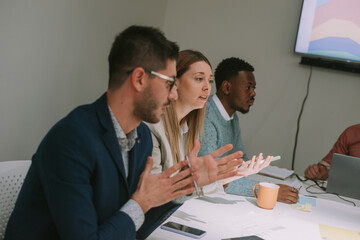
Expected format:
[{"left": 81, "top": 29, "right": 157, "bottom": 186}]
[{"left": 0, "top": 160, "right": 31, "bottom": 239}]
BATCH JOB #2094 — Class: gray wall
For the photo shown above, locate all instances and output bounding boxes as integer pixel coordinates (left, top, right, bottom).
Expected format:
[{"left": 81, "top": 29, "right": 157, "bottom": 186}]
[
  {"left": 1, "top": 0, "right": 360, "bottom": 176},
  {"left": 0, "top": 0, "right": 167, "bottom": 161},
  {"left": 163, "top": 0, "right": 360, "bottom": 175}
]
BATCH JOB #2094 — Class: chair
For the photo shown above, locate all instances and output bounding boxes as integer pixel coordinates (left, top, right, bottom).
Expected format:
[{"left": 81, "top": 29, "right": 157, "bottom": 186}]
[{"left": 0, "top": 160, "right": 31, "bottom": 239}]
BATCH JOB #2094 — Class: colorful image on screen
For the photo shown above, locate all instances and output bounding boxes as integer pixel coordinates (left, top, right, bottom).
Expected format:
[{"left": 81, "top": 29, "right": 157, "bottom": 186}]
[{"left": 295, "top": 0, "right": 360, "bottom": 63}]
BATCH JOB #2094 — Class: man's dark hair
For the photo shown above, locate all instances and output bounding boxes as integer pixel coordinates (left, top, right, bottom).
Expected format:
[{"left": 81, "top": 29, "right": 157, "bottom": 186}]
[
  {"left": 108, "top": 25, "right": 179, "bottom": 89},
  {"left": 214, "top": 57, "right": 254, "bottom": 90}
]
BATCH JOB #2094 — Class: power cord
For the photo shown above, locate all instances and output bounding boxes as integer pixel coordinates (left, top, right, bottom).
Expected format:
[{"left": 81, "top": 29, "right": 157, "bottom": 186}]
[
  {"left": 291, "top": 66, "right": 312, "bottom": 170},
  {"left": 305, "top": 184, "right": 356, "bottom": 206},
  {"left": 294, "top": 173, "right": 356, "bottom": 206},
  {"left": 295, "top": 173, "right": 326, "bottom": 190}
]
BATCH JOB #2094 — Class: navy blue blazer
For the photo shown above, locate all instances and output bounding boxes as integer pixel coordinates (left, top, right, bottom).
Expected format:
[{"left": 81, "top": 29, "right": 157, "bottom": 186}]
[{"left": 5, "top": 93, "right": 155, "bottom": 240}]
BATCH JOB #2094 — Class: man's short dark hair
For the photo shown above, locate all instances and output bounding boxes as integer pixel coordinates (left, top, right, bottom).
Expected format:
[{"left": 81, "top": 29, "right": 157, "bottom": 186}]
[
  {"left": 214, "top": 57, "right": 254, "bottom": 90},
  {"left": 108, "top": 25, "right": 179, "bottom": 89}
]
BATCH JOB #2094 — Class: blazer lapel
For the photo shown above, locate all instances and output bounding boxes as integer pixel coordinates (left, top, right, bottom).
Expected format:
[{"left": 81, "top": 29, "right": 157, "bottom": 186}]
[
  {"left": 102, "top": 132, "right": 128, "bottom": 185},
  {"left": 95, "top": 93, "right": 129, "bottom": 194}
]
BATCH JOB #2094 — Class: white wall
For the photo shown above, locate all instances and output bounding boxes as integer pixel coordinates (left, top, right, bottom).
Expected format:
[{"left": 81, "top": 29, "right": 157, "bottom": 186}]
[
  {"left": 163, "top": 0, "right": 360, "bottom": 175},
  {"left": 2, "top": 0, "right": 360, "bottom": 176},
  {"left": 0, "top": 0, "right": 167, "bottom": 161}
]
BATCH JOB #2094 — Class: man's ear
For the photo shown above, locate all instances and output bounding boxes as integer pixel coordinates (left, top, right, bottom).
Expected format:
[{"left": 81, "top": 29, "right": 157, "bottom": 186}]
[
  {"left": 221, "top": 80, "right": 231, "bottom": 95},
  {"left": 130, "top": 67, "right": 147, "bottom": 92}
]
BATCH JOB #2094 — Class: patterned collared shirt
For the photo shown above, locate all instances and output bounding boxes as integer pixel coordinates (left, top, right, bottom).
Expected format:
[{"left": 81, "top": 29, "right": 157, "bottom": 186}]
[{"left": 108, "top": 106, "right": 144, "bottom": 231}]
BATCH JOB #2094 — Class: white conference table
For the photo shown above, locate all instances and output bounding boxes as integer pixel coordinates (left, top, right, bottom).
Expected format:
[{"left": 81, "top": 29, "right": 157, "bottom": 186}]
[{"left": 147, "top": 174, "right": 360, "bottom": 240}]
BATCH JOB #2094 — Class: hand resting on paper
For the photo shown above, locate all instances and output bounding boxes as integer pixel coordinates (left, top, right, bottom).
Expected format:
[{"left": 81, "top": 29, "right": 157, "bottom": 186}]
[{"left": 276, "top": 184, "right": 299, "bottom": 204}]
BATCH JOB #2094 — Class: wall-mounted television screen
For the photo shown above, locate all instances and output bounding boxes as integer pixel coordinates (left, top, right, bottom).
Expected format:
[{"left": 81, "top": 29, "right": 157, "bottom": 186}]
[{"left": 294, "top": 0, "right": 360, "bottom": 73}]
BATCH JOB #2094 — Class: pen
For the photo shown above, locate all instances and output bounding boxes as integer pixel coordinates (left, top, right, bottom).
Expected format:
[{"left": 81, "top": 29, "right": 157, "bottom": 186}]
[
  {"left": 186, "top": 156, "right": 203, "bottom": 198},
  {"left": 292, "top": 186, "right": 302, "bottom": 192},
  {"left": 258, "top": 155, "right": 281, "bottom": 164},
  {"left": 272, "top": 155, "right": 281, "bottom": 161}
]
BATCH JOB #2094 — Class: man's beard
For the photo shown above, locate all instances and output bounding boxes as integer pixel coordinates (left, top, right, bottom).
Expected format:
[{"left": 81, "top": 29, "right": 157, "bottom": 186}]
[
  {"left": 134, "top": 85, "right": 168, "bottom": 123},
  {"left": 239, "top": 108, "right": 250, "bottom": 114},
  {"left": 238, "top": 97, "right": 255, "bottom": 114}
]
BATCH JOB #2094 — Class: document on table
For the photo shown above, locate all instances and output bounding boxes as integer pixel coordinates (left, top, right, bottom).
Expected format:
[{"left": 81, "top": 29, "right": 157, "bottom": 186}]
[
  {"left": 259, "top": 165, "right": 294, "bottom": 180},
  {"left": 168, "top": 194, "right": 321, "bottom": 240},
  {"left": 319, "top": 224, "right": 360, "bottom": 240},
  {"left": 291, "top": 195, "right": 317, "bottom": 212}
]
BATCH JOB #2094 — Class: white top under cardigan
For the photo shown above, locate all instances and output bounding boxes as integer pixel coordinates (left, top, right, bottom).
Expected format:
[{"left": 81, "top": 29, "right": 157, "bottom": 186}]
[{"left": 145, "top": 119, "right": 224, "bottom": 202}]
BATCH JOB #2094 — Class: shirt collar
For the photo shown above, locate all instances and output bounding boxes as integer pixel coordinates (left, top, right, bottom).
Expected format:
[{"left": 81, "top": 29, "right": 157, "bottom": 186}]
[
  {"left": 212, "top": 94, "right": 233, "bottom": 121},
  {"left": 108, "top": 105, "right": 137, "bottom": 151}
]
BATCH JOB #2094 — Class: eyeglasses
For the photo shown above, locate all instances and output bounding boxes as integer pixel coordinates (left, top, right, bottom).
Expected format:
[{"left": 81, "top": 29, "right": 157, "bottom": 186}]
[{"left": 126, "top": 68, "right": 176, "bottom": 90}]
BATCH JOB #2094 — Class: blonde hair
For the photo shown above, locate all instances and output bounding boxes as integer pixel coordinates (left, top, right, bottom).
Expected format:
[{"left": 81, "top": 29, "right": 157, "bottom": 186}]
[{"left": 162, "top": 50, "right": 211, "bottom": 164}]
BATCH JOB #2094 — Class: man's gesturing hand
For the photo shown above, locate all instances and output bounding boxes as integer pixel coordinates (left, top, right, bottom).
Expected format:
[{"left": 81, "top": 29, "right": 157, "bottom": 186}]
[{"left": 132, "top": 156, "right": 196, "bottom": 213}]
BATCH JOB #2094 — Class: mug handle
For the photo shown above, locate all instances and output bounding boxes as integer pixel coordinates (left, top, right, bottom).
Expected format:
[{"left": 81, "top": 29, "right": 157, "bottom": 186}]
[{"left": 253, "top": 183, "right": 259, "bottom": 199}]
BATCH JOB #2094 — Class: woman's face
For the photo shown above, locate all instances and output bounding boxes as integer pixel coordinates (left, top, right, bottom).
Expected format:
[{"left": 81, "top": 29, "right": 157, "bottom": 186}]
[{"left": 176, "top": 61, "right": 213, "bottom": 110}]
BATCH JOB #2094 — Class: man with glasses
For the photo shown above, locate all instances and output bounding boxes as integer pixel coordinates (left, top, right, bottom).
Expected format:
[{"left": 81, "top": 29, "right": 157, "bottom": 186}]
[
  {"left": 127, "top": 68, "right": 177, "bottom": 90},
  {"left": 6, "top": 26, "right": 201, "bottom": 240},
  {"left": 199, "top": 57, "right": 299, "bottom": 204}
]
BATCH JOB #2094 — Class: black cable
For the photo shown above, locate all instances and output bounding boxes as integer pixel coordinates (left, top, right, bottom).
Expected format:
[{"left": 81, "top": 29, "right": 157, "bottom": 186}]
[
  {"left": 291, "top": 66, "right": 313, "bottom": 170},
  {"left": 305, "top": 184, "right": 327, "bottom": 194},
  {"left": 290, "top": 72, "right": 357, "bottom": 206},
  {"left": 306, "top": 179, "right": 326, "bottom": 191},
  {"left": 331, "top": 193, "right": 356, "bottom": 206},
  {"left": 305, "top": 184, "right": 356, "bottom": 206},
  {"left": 296, "top": 174, "right": 357, "bottom": 206},
  {"left": 294, "top": 173, "right": 307, "bottom": 182}
]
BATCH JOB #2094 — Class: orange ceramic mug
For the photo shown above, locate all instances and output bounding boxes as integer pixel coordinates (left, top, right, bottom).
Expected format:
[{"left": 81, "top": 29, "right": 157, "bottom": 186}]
[{"left": 253, "top": 182, "right": 279, "bottom": 209}]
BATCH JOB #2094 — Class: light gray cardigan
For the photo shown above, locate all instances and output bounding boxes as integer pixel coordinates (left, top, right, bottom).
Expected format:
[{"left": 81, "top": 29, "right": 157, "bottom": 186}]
[
  {"left": 145, "top": 119, "right": 224, "bottom": 196},
  {"left": 145, "top": 120, "right": 176, "bottom": 175}
]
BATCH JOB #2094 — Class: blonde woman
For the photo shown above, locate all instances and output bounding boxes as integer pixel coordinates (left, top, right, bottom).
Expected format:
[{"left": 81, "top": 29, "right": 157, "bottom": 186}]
[{"left": 146, "top": 50, "right": 270, "bottom": 195}]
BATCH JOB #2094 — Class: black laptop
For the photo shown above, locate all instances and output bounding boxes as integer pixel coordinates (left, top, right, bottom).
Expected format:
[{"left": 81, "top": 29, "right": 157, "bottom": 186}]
[{"left": 326, "top": 153, "right": 360, "bottom": 200}]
